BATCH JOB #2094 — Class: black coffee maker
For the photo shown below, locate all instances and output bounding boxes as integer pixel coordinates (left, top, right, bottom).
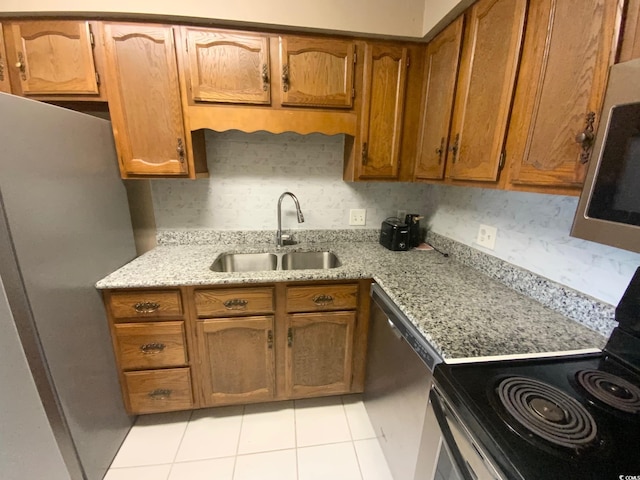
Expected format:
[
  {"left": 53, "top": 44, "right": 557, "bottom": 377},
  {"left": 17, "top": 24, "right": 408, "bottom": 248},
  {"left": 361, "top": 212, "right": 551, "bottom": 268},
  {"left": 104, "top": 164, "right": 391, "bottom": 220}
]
[{"left": 404, "top": 214, "right": 423, "bottom": 248}]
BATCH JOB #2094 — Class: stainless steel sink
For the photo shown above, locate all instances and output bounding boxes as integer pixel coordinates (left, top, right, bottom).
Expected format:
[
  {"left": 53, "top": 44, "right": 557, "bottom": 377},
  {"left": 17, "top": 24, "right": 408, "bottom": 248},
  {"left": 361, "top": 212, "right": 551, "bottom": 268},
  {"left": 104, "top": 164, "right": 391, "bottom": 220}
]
[
  {"left": 281, "top": 251, "right": 341, "bottom": 270},
  {"left": 210, "top": 251, "right": 341, "bottom": 272},
  {"left": 210, "top": 253, "right": 278, "bottom": 272}
]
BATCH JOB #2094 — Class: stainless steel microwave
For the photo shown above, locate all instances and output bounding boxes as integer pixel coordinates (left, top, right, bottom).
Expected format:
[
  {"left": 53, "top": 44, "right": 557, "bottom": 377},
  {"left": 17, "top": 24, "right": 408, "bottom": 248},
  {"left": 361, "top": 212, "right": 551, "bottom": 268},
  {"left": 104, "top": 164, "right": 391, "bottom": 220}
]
[{"left": 571, "top": 59, "right": 640, "bottom": 254}]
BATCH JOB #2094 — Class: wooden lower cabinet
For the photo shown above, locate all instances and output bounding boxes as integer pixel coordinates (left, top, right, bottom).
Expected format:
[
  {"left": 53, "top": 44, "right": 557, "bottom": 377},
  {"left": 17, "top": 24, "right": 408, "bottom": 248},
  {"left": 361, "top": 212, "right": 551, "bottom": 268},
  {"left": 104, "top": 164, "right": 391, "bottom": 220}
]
[
  {"left": 104, "top": 280, "right": 369, "bottom": 414},
  {"left": 197, "top": 315, "right": 276, "bottom": 405},
  {"left": 285, "top": 311, "right": 356, "bottom": 397}
]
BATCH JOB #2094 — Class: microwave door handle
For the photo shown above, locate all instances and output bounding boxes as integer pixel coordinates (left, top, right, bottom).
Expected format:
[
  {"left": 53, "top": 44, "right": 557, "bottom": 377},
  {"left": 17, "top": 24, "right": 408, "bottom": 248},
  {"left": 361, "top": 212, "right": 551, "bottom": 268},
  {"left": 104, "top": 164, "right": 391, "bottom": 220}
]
[{"left": 430, "top": 390, "right": 477, "bottom": 480}]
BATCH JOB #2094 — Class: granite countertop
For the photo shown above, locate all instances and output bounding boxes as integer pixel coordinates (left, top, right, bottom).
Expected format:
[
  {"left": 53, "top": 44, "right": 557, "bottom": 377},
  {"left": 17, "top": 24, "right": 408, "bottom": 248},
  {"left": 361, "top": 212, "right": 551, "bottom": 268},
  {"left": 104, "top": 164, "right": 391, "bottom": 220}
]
[{"left": 96, "top": 241, "right": 607, "bottom": 361}]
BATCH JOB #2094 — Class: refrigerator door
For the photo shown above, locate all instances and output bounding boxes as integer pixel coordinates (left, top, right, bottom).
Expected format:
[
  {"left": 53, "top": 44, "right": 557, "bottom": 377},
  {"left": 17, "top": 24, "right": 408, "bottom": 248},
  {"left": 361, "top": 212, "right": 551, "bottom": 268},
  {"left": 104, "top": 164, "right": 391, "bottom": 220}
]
[{"left": 0, "top": 93, "right": 136, "bottom": 480}]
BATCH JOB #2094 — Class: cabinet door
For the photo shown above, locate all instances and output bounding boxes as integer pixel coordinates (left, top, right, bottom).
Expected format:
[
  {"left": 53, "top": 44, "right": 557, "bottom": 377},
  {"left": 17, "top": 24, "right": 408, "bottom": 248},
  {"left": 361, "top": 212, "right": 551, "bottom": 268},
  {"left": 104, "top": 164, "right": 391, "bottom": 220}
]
[
  {"left": 7, "top": 21, "right": 99, "bottom": 95},
  {"left": 103, "top": 23, "right": 188, "bottom": 176},
  {"left": 279, "top": 36, "right": 355, "bottom": 108},
  {"left": 358, "top": 43, "right": 409, "bottom": 179},
  {"left": 507, "top": 0, "right": 620, "bottom": 187},
  {"left": 182, "top": 27, "right": 270, "bottom": 104},
  {"left": 414, "top": 17, "right": 464, "bottom": 181},
  {"left": 0, "top": 23, "right": 11, "bottom": 93},
  {"left": 285, "top": 311, "right": 355, "bottom": 398},
  {"left": 447, "top": 0, "right": 526, "bottom": 181},
  {"left": 197, "top": 316, "right": 275, "bottom": 406}
]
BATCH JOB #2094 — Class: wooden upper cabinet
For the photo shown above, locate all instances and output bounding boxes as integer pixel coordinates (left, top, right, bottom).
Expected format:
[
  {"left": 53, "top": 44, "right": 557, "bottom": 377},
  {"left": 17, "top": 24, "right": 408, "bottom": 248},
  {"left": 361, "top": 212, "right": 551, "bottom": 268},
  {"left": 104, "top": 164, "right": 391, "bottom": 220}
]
[
  {"left": 358, "top": 43, "right": 409, "bottom": 179},
  {"left": 619, "top": 0, "right": 640, "bottom": 62},
  {"left": 197, "top": 316, "right": 275, "bottom": 406},
  {"left": 414, "top": 17, "right": 464, "bottom": 181},
  {"left": 102, "top": 23, "right": 188, "bottom": 177},
  {"left": 182, "top": 27, "right": 271, "bottom": 105},
  {"left": 285, "top": 311, "right": 355, "bottom": 397},
  {"left": 278, "top": 36, "right": 355, "bottom": 108},
  {"left": 447, "top": 0, "right": 526, "bottom": 182},
  {"left": 5, "top": 21, "right": 100, "bottom": 97},
  {"left": 506, "top": 0, "right": 621, "bottom": 188},
  {"left": 0, "top": 23, "right": 11, "bottom": 93}
]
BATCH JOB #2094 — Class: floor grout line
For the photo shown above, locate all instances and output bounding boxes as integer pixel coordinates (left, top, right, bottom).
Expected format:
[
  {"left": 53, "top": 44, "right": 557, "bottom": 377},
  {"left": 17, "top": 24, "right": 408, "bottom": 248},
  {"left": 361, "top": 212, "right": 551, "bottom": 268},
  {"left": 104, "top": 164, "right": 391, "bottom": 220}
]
[{"left": 230, "top": 405, "right": 246, "bottom": 479}]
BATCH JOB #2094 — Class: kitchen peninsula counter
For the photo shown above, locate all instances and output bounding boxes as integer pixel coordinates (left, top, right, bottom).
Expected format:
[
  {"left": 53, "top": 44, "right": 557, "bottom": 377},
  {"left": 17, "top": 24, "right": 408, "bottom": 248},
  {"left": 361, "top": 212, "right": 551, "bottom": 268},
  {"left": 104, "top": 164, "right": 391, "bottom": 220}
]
[{"left": 96, "top": 241, "right": 607, "bottom": 361}]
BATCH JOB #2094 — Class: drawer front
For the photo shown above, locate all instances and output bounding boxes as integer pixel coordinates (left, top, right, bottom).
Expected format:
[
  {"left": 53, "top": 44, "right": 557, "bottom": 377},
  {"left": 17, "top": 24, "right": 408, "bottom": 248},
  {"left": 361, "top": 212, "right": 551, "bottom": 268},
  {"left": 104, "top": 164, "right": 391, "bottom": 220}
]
[
  {"left": 114, "top": 321, "right": 187, "bottom": 370},
  {"left": 124, "top": 368, "right": 193, "bottom": 414},
  {"left": 195, "top": 287, "right": 274, "bottom": 317},
  {"left": 286, "top": 284, "right": 358, "bottom": 312},
  {"left": 109, "top": 291, "right": 183, "bottom": 320}
]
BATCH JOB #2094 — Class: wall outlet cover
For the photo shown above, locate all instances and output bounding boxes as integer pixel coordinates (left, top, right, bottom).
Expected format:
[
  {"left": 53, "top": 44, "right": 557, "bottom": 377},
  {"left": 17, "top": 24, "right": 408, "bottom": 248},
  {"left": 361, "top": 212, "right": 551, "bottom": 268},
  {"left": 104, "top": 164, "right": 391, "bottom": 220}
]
[
  {"left": 476, "top": 224, "right": 497, "bottom": 250},
  {"left": 349, "top": 208, "right": 366, "bottom": 226}
]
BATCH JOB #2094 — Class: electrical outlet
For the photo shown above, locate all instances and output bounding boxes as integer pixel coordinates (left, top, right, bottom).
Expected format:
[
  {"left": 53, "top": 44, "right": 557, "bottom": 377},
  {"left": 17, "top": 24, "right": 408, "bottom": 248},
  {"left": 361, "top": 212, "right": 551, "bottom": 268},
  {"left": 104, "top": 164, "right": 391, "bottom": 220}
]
[
  {"left": 476, "top": 224, "right": 497, "bottom": 250},
  {"left": 397, "top": 210, "right": 407, "bottom": 220},
  {"left": 349, "top": 209, "right": 366, "bottom": 226}
]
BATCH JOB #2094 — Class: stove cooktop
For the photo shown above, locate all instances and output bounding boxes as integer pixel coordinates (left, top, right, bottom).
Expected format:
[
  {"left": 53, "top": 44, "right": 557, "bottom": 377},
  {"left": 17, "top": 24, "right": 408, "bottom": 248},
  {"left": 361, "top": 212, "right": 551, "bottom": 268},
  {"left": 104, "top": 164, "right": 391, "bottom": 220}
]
[{"left": 434, "top": 353, "right": 640, "bottom": 480}]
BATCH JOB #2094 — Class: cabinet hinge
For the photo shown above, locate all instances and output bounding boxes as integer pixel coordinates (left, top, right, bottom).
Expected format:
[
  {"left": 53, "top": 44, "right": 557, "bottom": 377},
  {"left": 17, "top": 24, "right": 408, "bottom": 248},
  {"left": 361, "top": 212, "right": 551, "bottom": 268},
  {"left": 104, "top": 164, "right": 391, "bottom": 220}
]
[
  {"left": 406, "top": 55, "right": 410, "bottom": 68},
  {"left": 95, "top": 71, "right": 100, "bottom": 85},
  {"left": 352, "top": 87, "right": 356, "bottom": 99},
  {"left": 353, "top": 50, "right": 357, "bottom": 64},
  {"left": 89, "top": 25, "right": 95, "bottom": 47},
  {"left": 498, "top": 151, "right": 505, "bottom": 170},
  {"left": 185, "top": 38, "right": 189, "bottom": 52}
]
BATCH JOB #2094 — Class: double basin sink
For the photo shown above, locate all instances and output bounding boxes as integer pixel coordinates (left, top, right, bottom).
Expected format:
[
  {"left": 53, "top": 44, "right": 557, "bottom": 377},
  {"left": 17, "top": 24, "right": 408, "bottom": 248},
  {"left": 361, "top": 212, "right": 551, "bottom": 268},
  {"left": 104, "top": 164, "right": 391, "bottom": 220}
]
[{"left": 211, "top": 251, "right": 341, "bottom": 273}]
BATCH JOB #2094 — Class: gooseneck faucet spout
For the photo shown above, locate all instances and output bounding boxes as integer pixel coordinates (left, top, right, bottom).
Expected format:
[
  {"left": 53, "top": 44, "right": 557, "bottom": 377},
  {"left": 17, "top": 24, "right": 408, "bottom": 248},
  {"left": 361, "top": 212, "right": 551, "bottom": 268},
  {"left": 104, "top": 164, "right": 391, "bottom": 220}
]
[{"left": 277, "top": 192, "right": 305, "bottom": 247}]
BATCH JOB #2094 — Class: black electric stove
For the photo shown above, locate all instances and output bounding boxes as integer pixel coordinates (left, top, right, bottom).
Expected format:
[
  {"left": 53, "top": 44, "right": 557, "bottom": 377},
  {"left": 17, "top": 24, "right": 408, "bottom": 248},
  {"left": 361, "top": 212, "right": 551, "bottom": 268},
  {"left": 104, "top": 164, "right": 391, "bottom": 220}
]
[{"left": 433, "top": 267, "right": 640, "bottom": 480}]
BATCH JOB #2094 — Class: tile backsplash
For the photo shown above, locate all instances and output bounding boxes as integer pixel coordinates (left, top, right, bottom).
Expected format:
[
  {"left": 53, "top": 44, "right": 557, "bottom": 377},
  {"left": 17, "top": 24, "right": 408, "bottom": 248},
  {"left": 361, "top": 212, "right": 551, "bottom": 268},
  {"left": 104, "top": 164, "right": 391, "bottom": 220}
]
[
  {"left": 151, "top": 130, "right": 429, "bottom": 231},
  {"left": 424, "top": 185, "right": 640, "bottom": 306}
]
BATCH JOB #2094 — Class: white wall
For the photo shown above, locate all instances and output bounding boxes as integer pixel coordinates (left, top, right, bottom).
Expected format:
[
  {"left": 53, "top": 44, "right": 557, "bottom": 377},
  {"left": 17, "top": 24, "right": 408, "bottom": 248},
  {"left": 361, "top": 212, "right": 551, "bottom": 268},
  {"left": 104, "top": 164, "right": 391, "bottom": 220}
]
[
  {"left": 0, "top": 0, "right": 428, "bottom": 38},
  {"left": 151, "top": 130, "right": 430, "bottom": 231},
  {"left": 426, "top": 185, "right": 640, "bottom": 306}
]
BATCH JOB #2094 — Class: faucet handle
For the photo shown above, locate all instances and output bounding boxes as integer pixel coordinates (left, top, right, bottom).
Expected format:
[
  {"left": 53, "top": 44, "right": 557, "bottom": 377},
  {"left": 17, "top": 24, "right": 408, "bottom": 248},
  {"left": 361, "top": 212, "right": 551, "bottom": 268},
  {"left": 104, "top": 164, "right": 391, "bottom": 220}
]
[{"left": 280, "top": 233, "right": 298, "bottom": 246}]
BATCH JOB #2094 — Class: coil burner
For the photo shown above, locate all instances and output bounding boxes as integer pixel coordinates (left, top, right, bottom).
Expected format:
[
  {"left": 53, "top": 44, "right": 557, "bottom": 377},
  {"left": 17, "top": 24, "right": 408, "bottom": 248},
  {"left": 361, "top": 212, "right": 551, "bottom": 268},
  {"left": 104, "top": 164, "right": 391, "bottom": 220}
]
[
  {"left": 497, "top": 376, "right": 598, "bottom": 450},
  {"left": 575, "top": 370, "right": 640, "bottom": 414}
]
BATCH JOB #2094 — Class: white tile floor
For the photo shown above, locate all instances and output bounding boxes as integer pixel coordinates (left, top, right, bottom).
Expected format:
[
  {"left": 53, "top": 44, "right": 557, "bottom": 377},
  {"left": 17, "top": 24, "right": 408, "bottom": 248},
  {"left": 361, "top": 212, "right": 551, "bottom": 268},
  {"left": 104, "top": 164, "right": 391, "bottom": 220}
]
[{"left": 105, "top": 394, "right": 393, "bottom": 480}]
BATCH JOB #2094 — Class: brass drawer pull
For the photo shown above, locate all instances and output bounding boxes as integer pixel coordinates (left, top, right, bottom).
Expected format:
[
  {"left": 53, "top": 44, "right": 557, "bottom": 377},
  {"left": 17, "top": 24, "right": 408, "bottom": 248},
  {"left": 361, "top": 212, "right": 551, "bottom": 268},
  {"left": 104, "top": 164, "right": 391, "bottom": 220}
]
[
  {"left": 262, "top": 63, "right": 269, "bottom": 91},
  {"left": 15, "top": 52, "right": 27, "bottom": 80},
  {"left": 435, "top": 137, "right": 445, "bottom": 164},
  {"left": 134, "top": 302, "right": 160, "bottom": 314},
  {"left": 0, "top": 53, "right": 5, "bottom": 81},
  {"left": 177, "top": 138, "right": 185, "bottom": 163},
  {"left": 575, "top": 111, "right": 596, "bottom": 164},
  {"left": 312, "top": 294, "right": 334, "bottom": 306},
  {"left": 449, "top": 133, "right": 460, "bottom": 163},
  {"left": 139, "top": 343, "right": 166, "bottom": 354},
  {"left": 267, "top": 330, "right": 273, "bottom": 349},
  {"left": 287, "top": 327, "right": 293, "bottom": 347},
  {"left": 282, "top": 64, "right": 290, "bottom": 92},
  {"left": 223, "top": 299, "right": 248, "bottom": 310},
  {"left": 362, "top": 142, "right": 368, "bottom": 165},
  {"left": 147, "top": 388, "right": 171, "bottom": 400}
]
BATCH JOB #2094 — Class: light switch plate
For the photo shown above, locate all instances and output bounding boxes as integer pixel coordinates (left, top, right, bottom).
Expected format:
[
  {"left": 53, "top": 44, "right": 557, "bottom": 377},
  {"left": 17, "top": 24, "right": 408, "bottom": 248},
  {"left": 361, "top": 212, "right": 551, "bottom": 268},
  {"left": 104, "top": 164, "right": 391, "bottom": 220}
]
[
  {"left": 476, "top": 224, "right": 497, "bottom": 250},
  {"left": 349, "top": 209, "right": 366, "bottom": 226}
]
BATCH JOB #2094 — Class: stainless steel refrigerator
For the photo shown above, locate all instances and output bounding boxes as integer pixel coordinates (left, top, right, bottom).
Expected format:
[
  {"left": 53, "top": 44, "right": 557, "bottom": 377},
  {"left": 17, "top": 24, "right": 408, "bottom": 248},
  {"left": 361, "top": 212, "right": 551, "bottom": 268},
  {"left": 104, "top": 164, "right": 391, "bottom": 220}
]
[{"left": 0, "top": 93, "right": 137, "bottom": 480}]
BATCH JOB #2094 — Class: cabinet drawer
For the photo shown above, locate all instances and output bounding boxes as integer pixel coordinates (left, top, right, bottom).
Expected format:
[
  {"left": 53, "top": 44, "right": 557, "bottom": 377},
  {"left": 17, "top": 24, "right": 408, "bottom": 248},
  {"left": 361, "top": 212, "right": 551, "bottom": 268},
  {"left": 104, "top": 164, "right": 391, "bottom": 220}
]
[
  {"left": 195, "top": 287, "right": 274, "bottom": 317},
  {"left": 108, "top": 291, "right": 183, "bottom": 320},
  {"left": 114, "top": 321, "right": 187, "bottom": 370},
  {"left": 124, "top": 368, "right": 193, "bottom": 414},
  {"left": 286, "top": 284, "right": 358, "bottom": 312}
]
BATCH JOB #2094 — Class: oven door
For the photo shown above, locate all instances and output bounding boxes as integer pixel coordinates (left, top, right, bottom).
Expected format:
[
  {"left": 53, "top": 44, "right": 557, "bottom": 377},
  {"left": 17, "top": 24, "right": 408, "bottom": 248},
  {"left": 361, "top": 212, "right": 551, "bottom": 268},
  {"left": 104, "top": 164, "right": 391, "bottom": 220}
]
[{"left": 428, "top": 386, "right": 506, "bottom": 480}]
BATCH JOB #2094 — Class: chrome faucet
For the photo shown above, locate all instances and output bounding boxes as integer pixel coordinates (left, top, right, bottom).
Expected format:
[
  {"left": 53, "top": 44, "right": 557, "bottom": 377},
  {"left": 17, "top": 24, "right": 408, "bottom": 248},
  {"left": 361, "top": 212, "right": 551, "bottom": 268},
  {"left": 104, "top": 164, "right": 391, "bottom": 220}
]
[{"left": 277, "top": 192, "right": 304, "bottom": 247}]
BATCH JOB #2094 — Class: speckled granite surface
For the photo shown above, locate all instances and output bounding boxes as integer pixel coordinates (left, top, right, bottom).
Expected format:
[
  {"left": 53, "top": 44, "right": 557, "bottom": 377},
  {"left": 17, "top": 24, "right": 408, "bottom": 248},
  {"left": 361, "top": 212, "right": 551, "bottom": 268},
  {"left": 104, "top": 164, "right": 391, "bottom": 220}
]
[{"left": 97, "top": 238, "right": 607, "bottom": 362}]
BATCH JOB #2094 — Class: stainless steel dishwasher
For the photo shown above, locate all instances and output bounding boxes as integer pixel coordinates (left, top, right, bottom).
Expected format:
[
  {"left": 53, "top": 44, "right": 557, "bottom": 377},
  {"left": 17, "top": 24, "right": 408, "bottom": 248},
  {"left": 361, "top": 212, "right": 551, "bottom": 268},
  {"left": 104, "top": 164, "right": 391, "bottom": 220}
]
[{"left": 364, "top": 284, "right": 443, "bottom": 480}]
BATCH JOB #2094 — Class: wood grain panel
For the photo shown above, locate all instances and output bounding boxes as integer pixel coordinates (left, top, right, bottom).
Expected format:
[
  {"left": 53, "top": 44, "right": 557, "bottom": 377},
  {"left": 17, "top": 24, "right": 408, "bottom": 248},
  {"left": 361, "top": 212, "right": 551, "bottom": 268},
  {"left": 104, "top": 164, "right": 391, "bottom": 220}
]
[
  {"left": 124, "top": 368, "right": 193, "bottom": 414},
  {"left": 183, "top": 27, "right": 270, "bottom": 104},
  {"left": 198, "top": 316, "right": 275, "bottom": 405},
  {"left": 279, "top": 36, "right": 355, "bottom": 108},
  {"left": 414, "top": 17, "right": 464, "bottom": 181},
  {"left": 7, "top": 21, "right": 99, "bottom": 95},
  {"left": 0, "top": 23, "right": 11, "bottom": 93},
  {"left": 103, "top": 23, "right": 188, "bottom": 176},
  {"left": 507, "top": 0, "right": 621, "bottom": 187},
  {"left": 285, "top": 311, "right": 355, "bottom": 397},
  {"left": 448, "top": 0, "right": 526, "bottom": 181},
  {"left": 358, "top": 43, "right": 408, "bottom": 179},
  {"left": 194, "top": 287, "right": 274, "bottom": 317},
  {"left": 108, "top": 290, "right": 183, "bottom": 320},
  {"left": 114, "top": 321, "right": 187, "bottom": 370},
  {"left": 620, "top": 0, "right": 640, "bottom": 62},
  {"left": 286, "top": 284, "right": 358, "bottom": 313}
]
